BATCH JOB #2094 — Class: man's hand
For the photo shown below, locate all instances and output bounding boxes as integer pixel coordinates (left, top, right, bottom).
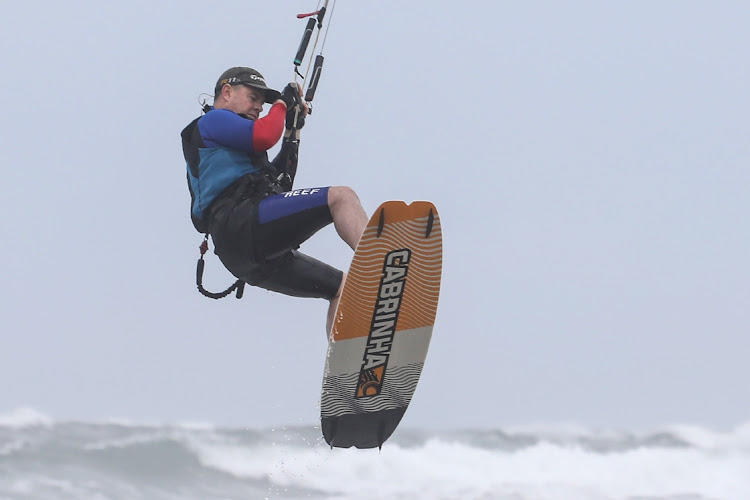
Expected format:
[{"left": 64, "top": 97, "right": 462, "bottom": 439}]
[{"left": 280, "top": 83, "right": 308, "bottom": 130}]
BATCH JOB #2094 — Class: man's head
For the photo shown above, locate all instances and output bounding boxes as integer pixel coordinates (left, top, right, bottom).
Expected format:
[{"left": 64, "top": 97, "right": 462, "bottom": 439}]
[{"left": 213, "top": 67, "right": 281, "bottom": 119}]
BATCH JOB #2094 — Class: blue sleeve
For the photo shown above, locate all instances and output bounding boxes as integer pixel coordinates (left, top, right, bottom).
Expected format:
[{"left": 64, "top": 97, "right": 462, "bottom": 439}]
[{"left": 198, "top": 109, "right": 257, "bottom": 153}]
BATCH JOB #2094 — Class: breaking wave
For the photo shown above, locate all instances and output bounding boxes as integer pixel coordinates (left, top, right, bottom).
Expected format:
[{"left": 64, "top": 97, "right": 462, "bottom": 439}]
[{"left": 1, "top": 407, "right": 749, "bottom": 500}]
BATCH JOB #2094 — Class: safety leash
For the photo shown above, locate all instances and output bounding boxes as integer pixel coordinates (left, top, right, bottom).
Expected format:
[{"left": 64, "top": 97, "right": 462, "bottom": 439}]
[{"left": 196, "top": 235, "right": 245, "bottom": 300}]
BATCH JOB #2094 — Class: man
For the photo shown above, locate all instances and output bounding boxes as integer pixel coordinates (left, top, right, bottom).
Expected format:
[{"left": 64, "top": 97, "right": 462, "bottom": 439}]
[{"left": 181, "top": 67, "right": 368, "bottom": 334}]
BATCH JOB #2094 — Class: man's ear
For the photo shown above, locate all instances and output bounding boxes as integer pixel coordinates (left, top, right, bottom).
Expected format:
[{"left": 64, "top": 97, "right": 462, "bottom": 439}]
[{"left": 220, "top": 84, "right": 232, "bottom": 100}]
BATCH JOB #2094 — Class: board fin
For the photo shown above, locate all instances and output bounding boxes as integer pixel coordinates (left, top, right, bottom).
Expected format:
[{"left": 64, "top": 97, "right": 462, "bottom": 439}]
[
  {"left": 327, "top": 417, "right": 338, "bottom": 449},
  {"left": 377, "top": 420, "right": 387, "bottom": 450},
  {"left": 376, "top": 208, "right": 385, "bottom": 237},
  {"left": 425, "top": 208, "right": 434, "bottom": 238}
]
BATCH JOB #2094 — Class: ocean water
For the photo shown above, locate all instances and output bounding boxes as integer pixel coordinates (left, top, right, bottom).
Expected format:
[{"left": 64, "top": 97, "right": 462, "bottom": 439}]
[{"left": 1, "top": 408, "right": 749, "bottom": 500}]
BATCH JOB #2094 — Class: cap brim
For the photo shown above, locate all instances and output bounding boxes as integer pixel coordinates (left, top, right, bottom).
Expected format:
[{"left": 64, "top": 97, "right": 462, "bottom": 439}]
[
  {"left": 241, "top": 83, "right": 280, "bottom": 104},
  {"left": 264, "top": 89, "right": 281, "bottom": 104}
]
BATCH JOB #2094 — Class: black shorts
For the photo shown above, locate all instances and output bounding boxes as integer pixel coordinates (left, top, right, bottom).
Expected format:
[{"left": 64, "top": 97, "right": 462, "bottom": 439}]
[{"left": 208, "top": 186, "right": 344, "bottom": 300}]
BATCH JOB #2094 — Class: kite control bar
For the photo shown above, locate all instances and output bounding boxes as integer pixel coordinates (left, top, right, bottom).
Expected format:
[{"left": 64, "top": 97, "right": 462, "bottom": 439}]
[{"left": 293, "top": 1, "right": 335, "bottom": 113}]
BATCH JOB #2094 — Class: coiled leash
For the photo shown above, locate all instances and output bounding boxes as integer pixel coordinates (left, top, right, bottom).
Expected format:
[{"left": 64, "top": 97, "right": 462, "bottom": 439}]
[{"left": 196, "top": 235, "right": 245, "bottom": 300}]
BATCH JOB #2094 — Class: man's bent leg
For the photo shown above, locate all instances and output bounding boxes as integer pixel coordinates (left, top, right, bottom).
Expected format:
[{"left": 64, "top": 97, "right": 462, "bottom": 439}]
[
  {"left": 252, "top": 250, "right": 343, "bottom": 300},
  {"left": 326, "top": 187, "right": 366, "bottom": 336},
  {"left": 328, "top": 186, "right": 368, "bottom": 250},
  {"left": 253, "top": 186, "right": 367, "bottom": 336}
]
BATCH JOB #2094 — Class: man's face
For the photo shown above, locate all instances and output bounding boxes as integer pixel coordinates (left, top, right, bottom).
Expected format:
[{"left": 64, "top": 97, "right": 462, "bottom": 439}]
[{"left": 224, "top": 84, "right": 266, "bottom": 120}]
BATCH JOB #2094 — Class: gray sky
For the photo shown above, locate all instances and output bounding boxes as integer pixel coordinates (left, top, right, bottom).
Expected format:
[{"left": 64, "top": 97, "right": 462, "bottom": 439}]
[{"left": 1, "top": 1, "right": 748, "bottom": 431}]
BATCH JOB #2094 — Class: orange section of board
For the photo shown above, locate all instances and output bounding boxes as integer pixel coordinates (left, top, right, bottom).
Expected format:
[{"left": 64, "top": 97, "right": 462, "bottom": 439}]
[{"left": 331, "top": 201, "right": 442, "bottom": 342}]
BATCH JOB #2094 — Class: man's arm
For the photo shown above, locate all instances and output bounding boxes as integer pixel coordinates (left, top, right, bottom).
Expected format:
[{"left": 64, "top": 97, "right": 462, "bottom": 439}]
[
  {"left": 270, "top": 84, "right": 308, "bottom": 190},
  {"left": 270, "top": 134, "right": 299, "bottom": 191},
  {"left": 198, "top": 105, "right": 286, "bottom": 153}
]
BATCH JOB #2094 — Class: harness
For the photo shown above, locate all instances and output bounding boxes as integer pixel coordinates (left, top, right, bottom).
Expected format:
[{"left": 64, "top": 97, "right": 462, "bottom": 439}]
[{"left": 193, "top": 143, "right": 293, "bottom": 301}]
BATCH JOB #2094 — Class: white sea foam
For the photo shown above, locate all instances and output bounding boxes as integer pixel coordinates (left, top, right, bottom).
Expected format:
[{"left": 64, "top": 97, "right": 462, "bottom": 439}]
[
  {"left": 186, "top": 430, "right": 750, "bottom": 500},
  {"left": 664, "top": 421, "right": 750, "bottom": 452},
  {"left": 0, "top": 407, "right": 52, "bottom": 428},
  {"left": 1, "top": 409, "right": 749, "bottom": 500}
]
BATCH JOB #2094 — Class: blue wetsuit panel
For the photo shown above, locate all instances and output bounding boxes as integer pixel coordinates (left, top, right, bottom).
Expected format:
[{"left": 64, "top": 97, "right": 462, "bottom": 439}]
[
  {"left": 258, "top": 187, "right": 330, "bottom": 224},
  {"left": 198, "top": 108, "right": 257, "bottom": 152}
]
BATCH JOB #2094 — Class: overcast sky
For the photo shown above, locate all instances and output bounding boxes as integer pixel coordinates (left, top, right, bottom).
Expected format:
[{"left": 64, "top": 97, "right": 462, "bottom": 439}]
[{"left": 1, "top": 1, "right": 748, "bottom": 431}]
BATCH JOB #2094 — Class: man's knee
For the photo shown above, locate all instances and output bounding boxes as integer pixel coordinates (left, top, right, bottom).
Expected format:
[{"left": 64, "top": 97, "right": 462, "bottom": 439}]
[
  {"left": 328, "top": 186, "right": 360, "bottom": 208},
  {"left": 329, "top": 272, "right": 347, "bottom": 302}
]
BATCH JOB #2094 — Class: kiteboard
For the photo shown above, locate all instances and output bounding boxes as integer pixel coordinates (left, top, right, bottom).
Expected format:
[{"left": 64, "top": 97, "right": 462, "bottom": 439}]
[{"left": 320, "top": 200, "right": 442, "bottom": 449}]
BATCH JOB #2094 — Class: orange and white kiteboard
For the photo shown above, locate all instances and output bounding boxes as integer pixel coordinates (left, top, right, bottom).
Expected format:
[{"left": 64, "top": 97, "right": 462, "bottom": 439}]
[{"left": 321, "top": 201, "right": 442, "bottom": 449}]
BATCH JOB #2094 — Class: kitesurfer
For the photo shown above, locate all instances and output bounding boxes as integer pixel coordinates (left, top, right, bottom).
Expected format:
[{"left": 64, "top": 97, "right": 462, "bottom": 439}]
[{"left": 181, "top": 67, "right": 368, "bottom": 333}]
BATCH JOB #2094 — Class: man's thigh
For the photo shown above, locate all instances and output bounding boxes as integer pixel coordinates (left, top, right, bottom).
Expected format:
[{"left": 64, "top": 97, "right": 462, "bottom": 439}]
[{"left": 255, "top": 187, "right": 332, "bottom": 259}]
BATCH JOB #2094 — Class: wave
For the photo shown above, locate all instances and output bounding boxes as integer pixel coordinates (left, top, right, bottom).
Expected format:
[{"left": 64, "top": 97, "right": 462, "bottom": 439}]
[
  {"left": 0, "top": 407, "right": 53, "bottom": 428},
  {"left": 1, "top": 408, "right": 749, "bottom": 500}
]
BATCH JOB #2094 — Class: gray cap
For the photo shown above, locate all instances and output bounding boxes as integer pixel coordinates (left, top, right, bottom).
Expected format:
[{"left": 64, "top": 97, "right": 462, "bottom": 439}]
[{"left": 214, "top": 67, "right": 281, "bottom": 104}]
